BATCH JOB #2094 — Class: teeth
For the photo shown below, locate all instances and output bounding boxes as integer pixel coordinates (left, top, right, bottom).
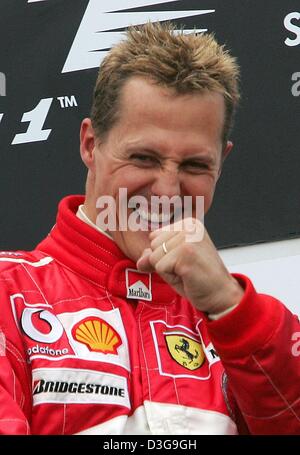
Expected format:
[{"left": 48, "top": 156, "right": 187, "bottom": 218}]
[
  {"left": 161, "top": 212, "right": 172, "bottom": 222},
  {"left": 135, "top": 208, "right": 173, "bottom": 223}
]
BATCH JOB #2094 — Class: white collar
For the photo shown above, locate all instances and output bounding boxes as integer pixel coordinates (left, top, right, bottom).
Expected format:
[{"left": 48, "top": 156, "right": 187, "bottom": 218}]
[{"left": 76, "top": 204, "right": 113, "bottom": 240}]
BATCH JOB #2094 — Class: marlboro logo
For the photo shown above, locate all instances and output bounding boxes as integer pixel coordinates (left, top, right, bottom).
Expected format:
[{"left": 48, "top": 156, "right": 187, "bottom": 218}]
[{"left": 125, "top": 269, "right": 152, "bottom": 301}]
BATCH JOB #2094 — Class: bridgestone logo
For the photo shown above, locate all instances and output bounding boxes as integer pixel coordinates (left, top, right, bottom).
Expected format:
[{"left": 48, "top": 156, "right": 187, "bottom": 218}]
[
  {"left": 32, "top": 368, "right": 130, "bottom": 408},
  {"left": 33, "top": 380, "right": 125, "bottom": 397}
]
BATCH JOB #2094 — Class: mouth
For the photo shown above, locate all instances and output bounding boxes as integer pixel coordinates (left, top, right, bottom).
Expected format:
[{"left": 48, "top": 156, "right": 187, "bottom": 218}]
[
  {"left": 134, "top": 208, "right": 174, "bottom": 230},
  {"left": 133, "top": 207, "right": 175, "bottom": 230}
]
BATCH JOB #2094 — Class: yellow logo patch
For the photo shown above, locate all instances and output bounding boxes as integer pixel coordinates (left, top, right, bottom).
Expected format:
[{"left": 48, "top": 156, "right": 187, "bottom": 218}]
[
  {"left": 72, "top": 317, "right": 122, "bottom": 354},
  {"left": 165, "top": 335, "right": 205, "bottom": 370}
]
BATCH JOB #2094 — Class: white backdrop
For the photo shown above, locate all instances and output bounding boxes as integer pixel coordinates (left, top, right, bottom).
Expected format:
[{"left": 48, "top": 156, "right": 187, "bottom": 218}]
[{"left": 220, "top": 238, "right": 300, "bottom": 316}]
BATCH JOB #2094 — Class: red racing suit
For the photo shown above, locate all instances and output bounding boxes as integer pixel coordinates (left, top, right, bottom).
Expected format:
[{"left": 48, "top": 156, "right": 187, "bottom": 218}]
[{"left": 0, "top": 195, "right": 299, "bottom": 435}]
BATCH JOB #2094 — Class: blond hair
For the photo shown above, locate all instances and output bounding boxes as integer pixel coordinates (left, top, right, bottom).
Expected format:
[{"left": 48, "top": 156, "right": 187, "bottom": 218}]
[{"left": 91, "top": 22, "right": 240, "bottom": 146}]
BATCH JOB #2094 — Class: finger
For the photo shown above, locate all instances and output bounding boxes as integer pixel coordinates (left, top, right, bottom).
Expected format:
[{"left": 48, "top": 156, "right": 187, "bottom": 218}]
[
  {"left": 149, "top": 218, "right": 202, "bottom": 242},
  {"left": 136, "top": 257, "right": 154, "bottom": 273},
  {"left": 150, "top": 229, "right": 180, "bottom": 250},
  {"left": 182, "top": 218, "right": 205, "bottom": 244},
  {"left": 148, "top": 232, "right": 184, "bottom": 268},
  {"left": 149, "top": 227, "right": 172, "bottom": 240},
  {"left": 136, "top": 248, "right": 154, "bottom": 272},
  {"left": 149, "top": 220, "right": 185, "bottom": 240},
  {"left": 153, "top": 244, "right": 182, "bottom": 277}
]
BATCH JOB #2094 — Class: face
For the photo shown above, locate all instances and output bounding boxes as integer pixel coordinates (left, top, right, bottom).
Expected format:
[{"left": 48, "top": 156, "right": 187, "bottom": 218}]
[{"left": 80, "top": 77, "right": 232, "bottom": 262}]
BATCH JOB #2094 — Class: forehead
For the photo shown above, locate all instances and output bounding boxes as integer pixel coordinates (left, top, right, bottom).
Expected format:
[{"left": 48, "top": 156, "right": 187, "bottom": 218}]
[{"left": 115, "top": 77, "right": 225, "bottom": 144}]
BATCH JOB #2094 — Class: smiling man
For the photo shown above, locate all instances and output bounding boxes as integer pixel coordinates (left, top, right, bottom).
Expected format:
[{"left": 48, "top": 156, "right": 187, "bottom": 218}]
[
  {"left": 80, "top": 78, "right": 228, "bottom": 259},
  {"left": 0, "top": 22, "right": 300, "bottom": 435}
]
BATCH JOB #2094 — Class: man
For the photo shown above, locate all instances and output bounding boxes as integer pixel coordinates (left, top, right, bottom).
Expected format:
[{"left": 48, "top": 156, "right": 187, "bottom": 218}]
[{"left": 0, "top": 22, "right": 299, "bottom": 435}]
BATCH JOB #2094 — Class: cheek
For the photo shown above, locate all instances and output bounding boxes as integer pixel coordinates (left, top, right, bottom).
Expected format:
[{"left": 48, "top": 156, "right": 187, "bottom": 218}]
[
  {"left": 95, "top": 169, "right": 152, "bottom": 204},
  {"left": 185, "top": 178, "right": 217, "bottom": 213},
  {"left": 94, "top": 174, "right": 110, "bottom": 196},
  {"left": 118, "top": 169, "right": 152, "bottom": 194},
  {"left": 186, "top": 176, "right": 216, "bottom": 197}
]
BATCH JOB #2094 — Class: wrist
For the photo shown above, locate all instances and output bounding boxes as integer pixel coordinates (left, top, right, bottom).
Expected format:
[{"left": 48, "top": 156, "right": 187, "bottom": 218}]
[
  {"left": 208, "top": 277, "right": 244, "bottom": 320},
  {"left": 208, "top": 303, "right": 239, "bottom": 320}
]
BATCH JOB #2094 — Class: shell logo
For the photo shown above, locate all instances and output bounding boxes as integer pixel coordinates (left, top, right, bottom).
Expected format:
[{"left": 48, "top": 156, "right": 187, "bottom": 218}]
[{"left": 72, "top": 317, "right": 122, "bottom": 354}]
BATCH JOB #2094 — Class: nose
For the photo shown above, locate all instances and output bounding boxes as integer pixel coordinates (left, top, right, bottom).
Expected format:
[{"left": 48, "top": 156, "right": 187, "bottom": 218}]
[{"left": 150, "top": 165, "right": 181, "bottom": 198}]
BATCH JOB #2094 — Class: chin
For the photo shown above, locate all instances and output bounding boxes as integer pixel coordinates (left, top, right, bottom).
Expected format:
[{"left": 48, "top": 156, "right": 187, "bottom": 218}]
[{"left": 121, "top": 233, "right": 150, "bottom": 263}]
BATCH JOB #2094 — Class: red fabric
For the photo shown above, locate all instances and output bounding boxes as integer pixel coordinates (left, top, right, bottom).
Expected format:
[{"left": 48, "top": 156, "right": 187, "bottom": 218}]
[
  {"left": 206, "top": 275, "right": 300, "bottom": 434},
  {"left": 0, "top": 195, "right": 299, "bottom": 434}
]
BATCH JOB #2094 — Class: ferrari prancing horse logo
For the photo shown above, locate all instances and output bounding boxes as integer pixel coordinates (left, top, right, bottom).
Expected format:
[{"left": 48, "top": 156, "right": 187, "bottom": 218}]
[{"left": 165, "top": 335, "right": 205, "bottom": 371}]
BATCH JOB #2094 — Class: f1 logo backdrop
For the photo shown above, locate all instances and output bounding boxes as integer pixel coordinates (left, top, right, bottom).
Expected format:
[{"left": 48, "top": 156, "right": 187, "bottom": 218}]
[
  {"left": 0, "top": 0, "right": 299, "bottom": 250},
  {"left": 62, "top": 0, "right": 215, "bottom": 73}
]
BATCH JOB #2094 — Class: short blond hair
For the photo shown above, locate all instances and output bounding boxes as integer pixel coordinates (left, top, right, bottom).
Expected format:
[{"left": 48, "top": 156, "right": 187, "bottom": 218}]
[{"left": 91, "top": 21, "right": 240, "bottom": 146}]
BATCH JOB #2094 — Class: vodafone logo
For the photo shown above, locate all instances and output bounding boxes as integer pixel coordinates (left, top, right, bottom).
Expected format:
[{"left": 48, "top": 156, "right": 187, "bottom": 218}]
[
  {"left": 28, "top": 0, "right": 215, "bottom": 73},
  {"left": 10, "top": 294, "right": 72, "bottom": 360},
  {"left": 21, "top": 308, "right": 64, "bottom": 343}
]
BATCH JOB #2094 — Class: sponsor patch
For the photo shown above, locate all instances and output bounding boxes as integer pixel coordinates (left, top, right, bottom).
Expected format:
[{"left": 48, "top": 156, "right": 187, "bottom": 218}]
[
  {"left": 11, "top": 294, "right": 73, "bottom": 361},
  {"left": 165, "top": 334, "right": 205, "bottom": 371},
  {"left": 72, "top": 317, "right": 122, "bottom": 354},
  {"left": 21, "top": 307, "right": 63, "bottom": 343},
  {"left": 58, "top": 308, "right": 130, "bottom": 371},
  {"left": 126, "top": 268, "right": 152, "bottom": 301},
  {"left": 32, "top": 368, "right": 130, "bottom": 408},
  {"left": 151, "top": 320, "right": 220, "bottom": 379},
  {"left": 27, "top": 345, "right": 69, "bottom": 357}
]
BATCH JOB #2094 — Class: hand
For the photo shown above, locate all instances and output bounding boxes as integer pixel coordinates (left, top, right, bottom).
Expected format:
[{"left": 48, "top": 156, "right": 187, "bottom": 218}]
[{"left": 136, "top": 218, "right": 244, "bottom": 316}]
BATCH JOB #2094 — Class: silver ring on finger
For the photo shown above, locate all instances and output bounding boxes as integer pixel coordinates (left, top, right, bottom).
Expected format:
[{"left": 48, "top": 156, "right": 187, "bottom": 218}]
[{"left": 162, "top": 241, "right": 168, "bottom": 255}]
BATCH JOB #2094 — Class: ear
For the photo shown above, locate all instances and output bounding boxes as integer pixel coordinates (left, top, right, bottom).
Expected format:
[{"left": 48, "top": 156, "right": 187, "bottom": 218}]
[
  {"left": 217, "top": 141, "right": 233, "bottom": 178},
  {"left": 80, "top": 118, "right": 96, "bottom": 170}
]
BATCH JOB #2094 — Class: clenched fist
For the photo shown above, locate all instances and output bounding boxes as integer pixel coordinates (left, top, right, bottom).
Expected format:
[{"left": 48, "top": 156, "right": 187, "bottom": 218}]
[{"left": 136, "top": 218, "right": 244, "bottom": 317}]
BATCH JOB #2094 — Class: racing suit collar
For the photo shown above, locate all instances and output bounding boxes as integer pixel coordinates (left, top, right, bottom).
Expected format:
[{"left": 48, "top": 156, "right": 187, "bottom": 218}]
[{"left": 36, "top": 195, "right": 178, "bottom": 306}]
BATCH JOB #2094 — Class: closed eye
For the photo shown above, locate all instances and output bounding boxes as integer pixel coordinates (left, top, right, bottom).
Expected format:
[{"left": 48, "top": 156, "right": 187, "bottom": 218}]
[
  {"left": 181, "top": 160, "right": 210, "bottom": 173},
  {"left": 130, "top": 153, "right": 160, "bottom": 167}
]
